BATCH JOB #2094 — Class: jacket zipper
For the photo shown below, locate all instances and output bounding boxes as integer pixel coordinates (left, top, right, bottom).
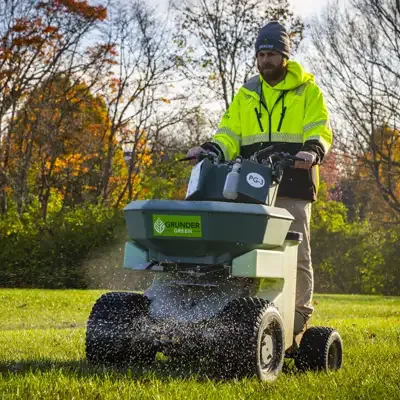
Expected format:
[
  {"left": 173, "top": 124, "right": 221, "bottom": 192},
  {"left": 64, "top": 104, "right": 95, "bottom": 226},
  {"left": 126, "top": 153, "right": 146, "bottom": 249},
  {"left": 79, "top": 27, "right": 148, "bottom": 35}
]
[{"left": 255, "top": 82, "right": 288, "bottom": 143}]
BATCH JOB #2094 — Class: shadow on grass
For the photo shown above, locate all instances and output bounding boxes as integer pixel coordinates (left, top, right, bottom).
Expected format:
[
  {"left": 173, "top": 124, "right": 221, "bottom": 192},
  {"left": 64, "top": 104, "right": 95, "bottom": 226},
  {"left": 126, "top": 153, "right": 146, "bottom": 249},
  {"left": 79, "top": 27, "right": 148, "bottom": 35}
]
[{"left": 0, "top": 356, "right": 300, "bottom": 382}]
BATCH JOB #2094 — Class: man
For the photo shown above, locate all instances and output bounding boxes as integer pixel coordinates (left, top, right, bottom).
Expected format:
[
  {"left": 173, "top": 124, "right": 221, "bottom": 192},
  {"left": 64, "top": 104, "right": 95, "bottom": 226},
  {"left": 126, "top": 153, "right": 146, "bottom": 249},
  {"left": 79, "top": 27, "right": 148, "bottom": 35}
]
[{"left": 187, "top": 21, "right": 333, "bottom": 336}]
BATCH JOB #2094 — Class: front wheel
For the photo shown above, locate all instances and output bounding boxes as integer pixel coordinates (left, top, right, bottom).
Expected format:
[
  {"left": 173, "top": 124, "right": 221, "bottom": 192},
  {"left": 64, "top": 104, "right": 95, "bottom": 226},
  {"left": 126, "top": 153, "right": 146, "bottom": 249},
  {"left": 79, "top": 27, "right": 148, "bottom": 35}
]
[
  {"left": 85, "top": 291, "right": 156, "bottom": 367},
  {"left": 218, "top": 298, "right": 285, "bottom": 382},
  {"left": 294, "top": 327, "right": 343, "bottom": 372}
]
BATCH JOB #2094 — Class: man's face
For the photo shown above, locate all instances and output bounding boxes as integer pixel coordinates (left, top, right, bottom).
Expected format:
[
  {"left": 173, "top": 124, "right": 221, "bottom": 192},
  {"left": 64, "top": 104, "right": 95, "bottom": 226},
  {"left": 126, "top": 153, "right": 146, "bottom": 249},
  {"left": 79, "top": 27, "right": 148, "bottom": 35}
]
[{"left": 256, "top": 50, "right": 286, "bottom": 81}]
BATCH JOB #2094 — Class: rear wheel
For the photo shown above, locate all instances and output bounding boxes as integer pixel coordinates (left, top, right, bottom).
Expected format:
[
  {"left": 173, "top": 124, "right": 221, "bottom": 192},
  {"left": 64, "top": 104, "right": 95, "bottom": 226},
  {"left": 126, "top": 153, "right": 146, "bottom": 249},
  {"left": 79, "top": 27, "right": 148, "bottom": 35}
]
[
  {"left": 85, "top": 291, "right": 156, "bottom": 367},
  {"left": 217, "top": 298, "right": 285, "bottom": 382},
  {"left": 294, "top": 327, "right": 343, "bottom": 372}
]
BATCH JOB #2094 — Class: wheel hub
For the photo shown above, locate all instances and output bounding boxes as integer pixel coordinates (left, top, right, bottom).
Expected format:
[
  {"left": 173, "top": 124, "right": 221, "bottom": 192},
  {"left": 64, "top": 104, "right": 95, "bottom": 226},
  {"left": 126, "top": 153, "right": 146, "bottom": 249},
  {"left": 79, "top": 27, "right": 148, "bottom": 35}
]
[
  {"left": 261, "top": 333, "right": 274, "bottom": 367},
  {"left": 328, "top": 340, "right": 341, "bottom": 369}
]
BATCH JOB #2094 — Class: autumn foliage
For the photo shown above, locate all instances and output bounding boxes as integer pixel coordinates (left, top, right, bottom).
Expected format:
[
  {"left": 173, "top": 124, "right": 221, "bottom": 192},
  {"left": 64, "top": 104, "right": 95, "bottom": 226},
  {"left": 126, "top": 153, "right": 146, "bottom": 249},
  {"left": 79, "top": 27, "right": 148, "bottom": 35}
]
[{"left": 0, "top": 0, "right": 182, "bottom": 222}]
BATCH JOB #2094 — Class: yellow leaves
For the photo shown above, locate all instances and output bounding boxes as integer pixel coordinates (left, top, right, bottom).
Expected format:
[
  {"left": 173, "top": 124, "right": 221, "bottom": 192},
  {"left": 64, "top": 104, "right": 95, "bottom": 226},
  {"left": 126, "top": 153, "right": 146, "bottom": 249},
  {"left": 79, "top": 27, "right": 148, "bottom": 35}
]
[
  {"left": 49, "top": 153, "right": 97, "bottom": 175},
  {"left": 54, "top": 158, "right": 68, "bottom": 170},
  {"left": 161, "top": 98, "right": 171, "bottom": 104},
  {"left": 384, "top": 125, "right": 392, "bottom": 133},
  {"left": 137, "top": 152, "right": 153, "bottom": 167},
  {"left": 138, "top": 137, "right": 147, "bottom": 147},
  {"left": 83, "top": 185, "right": 97, "bottom": 191}
]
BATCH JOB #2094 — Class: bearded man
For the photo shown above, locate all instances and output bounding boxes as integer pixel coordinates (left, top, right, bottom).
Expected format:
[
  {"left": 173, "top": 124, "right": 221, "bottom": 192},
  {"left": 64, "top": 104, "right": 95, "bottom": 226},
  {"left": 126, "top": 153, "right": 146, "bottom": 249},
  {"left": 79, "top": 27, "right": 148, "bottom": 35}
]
[{"left": 186, "top": 21, "right": 333, "bottom": 337}]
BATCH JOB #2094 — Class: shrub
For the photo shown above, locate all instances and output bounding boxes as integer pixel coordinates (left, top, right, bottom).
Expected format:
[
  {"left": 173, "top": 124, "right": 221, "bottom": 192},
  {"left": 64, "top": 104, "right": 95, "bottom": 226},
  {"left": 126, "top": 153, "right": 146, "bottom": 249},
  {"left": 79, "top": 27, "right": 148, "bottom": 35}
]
[{"left": 0, "top": 201, "right": 124, "bottom": 288}]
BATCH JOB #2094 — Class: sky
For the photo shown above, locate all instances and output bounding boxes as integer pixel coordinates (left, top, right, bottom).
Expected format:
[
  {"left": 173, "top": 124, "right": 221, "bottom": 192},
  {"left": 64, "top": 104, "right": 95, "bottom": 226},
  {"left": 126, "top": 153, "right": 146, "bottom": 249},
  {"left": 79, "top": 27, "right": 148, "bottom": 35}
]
[
  {"left": 146, "top": 0, "right": 331, "bottom": 19},
  {"left": 290, "top": 0, "right": 329, "bottom": 18}
]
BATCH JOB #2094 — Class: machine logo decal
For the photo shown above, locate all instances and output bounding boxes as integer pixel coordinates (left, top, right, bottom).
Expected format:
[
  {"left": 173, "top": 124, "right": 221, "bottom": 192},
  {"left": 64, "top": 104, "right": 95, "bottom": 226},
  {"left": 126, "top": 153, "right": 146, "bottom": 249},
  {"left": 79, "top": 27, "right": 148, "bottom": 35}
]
[
  {"left": 154, "top": 218, "right": 166, "bottom": 234},
  {"left": 152, "top": 214, "right": 202, "bottom": 237},
  {"left": 246, "top": 172, "right": 265, "bottom": 188}
]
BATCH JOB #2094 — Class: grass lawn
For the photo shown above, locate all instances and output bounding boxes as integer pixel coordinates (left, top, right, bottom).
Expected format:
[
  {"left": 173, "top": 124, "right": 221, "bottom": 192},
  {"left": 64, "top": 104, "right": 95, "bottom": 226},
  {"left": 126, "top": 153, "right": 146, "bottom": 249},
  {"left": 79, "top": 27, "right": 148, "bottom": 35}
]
[{"left": 0, "top": 289, "right": 400, "bottom": 399}]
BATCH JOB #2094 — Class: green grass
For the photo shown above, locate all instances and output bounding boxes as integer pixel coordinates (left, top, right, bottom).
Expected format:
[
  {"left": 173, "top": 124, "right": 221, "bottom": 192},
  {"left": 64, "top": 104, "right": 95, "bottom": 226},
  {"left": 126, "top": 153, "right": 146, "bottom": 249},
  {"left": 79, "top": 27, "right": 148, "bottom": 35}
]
[{"left": 1, "top": 290, "right": 400, "bottom": 399}]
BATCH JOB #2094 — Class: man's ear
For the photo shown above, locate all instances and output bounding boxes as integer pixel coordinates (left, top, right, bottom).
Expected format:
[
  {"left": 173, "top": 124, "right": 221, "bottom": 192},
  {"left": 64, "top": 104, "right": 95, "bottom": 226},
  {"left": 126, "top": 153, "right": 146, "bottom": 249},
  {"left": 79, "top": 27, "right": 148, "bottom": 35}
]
[{"left": 282, "top": 57, "right": 288, "bottom": 67}]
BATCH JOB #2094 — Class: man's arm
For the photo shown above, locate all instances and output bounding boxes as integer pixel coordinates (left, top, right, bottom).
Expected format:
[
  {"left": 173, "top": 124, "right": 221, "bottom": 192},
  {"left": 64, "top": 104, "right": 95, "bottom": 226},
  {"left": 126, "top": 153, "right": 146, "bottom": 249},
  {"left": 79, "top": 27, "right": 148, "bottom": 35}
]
[
  {"left": 295, "top": 83, "right": 333, "bottom": 169},
  {"left": 200, "top": 93, "right": 243, "bottom": 161}
]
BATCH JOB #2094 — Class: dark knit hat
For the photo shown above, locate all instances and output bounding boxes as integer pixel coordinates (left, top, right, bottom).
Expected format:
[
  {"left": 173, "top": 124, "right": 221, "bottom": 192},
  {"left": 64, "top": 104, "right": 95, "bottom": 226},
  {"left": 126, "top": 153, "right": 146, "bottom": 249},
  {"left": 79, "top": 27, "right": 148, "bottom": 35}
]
[{"left": 255, "top": 21, "right": 290, "bottom": 59}]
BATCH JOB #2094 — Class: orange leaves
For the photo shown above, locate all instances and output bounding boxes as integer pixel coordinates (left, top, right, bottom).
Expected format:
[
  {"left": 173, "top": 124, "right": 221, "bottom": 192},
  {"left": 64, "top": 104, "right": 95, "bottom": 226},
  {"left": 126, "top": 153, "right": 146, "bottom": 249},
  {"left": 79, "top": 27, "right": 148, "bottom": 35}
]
[
  {"left": 11, "top": 19, "right": 30, "bottom": 33},
  {"left": 43, "top": 26, "right": 58, "bottom": 35},
  {"left": 161, "top": 97, "right": 171, "bottom": 104},
  {"left": 87, "top": 124, "right": 103, "bottom": 137},
  {"left": 109, "top": 77, "right": 121, "bottom": 93},
  {"left": 5, "top": 16, "right": 62, "bottom": 60},
  {"left": 37, "top": 0, "right": 107, "bottom": 22},
  {"left": 55, "top": 0, "right": 108, "bottom": 21},
  {"left": 87, "top": 43, "right": 118, "bottom": 65},
  {"left": 0, "top": 49, "right": 13, "bottom": 62},
  {"left": 13, "top": 35, "right": 44, "bottom": 47},
  {"left": 2, "top": 0, "right": 107, "bottom": 69},
  {"left": 104, "top": 44, "right": 118, "bottom": 57},
  {"left": 9, "top": 17, "right": 44, "bottom": 48}
]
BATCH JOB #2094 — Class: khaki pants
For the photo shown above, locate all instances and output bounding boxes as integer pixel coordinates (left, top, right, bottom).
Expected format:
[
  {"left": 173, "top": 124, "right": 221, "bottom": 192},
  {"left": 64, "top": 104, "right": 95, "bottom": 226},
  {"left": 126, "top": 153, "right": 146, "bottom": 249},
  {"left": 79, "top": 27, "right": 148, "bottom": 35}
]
[{"left": 275, "top": 196, "right": 314, "bottom": 328}]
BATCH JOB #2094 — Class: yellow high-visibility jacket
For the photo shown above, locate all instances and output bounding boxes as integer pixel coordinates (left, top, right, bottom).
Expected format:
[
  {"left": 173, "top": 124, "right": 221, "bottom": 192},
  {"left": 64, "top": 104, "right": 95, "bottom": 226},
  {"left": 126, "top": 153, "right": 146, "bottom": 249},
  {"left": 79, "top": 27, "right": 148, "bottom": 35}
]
[{"left": 202, "top": 60, "right": 333, "bottom": 201}]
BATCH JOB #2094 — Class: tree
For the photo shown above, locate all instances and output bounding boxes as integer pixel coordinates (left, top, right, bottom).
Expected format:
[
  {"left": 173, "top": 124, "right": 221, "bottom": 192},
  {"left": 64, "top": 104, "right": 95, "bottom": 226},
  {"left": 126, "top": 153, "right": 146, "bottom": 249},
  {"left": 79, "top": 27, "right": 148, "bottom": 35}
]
[
  {"left": 95, "top": 0, "right": 198, "bottom": 207},
  {"left": 306, "top": 0, "right": 400, "bottom": 216},
  {"left": 172, "top": 0, "right": 304, "bottom": 111},
  {"left": 10, "top": 74, "right": 116, "bottom": 219},
  {"left": 0, "top": 0, "right": 111, "bottom": 215},
  {"left": 319, "top": 149, "right": 343, "bottom": 201},
  {"left": 136, "top": 109, "right": 214, "bottom": 201},
  {"left": 339, "top": 135, "right": 400, "bottom": 224}
]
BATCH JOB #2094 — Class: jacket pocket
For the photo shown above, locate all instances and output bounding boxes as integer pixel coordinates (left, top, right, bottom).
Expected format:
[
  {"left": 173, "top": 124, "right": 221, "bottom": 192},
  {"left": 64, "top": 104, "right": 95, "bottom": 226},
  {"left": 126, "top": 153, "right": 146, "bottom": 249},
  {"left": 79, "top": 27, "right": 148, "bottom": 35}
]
[{"left": 277, "top": 167, "right": 316, "bottom": 201}]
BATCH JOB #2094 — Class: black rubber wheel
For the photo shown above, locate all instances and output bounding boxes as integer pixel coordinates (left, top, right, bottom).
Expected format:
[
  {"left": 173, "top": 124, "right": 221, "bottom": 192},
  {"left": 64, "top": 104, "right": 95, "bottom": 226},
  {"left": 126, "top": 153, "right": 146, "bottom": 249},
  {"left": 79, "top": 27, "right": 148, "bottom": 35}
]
[
  {"left": 85, "top": 291, "right": 156, "bottom": 367},
  {"left": 294, "top": 327, "right": 343, "bottom": 372},
  {"left": 217, "top": 297, "right": 285, "bottom": 382}
]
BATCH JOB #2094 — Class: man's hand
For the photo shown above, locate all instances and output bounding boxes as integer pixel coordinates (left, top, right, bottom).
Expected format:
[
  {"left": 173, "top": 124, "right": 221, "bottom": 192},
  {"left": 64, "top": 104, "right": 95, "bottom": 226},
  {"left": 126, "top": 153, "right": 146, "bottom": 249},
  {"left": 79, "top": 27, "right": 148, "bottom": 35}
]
[
  {"left": 294, "top": 151, "right": 316, "bottom": 169},
  {"left": 186, "top": 146, "right": 205, "bottom": 164}
]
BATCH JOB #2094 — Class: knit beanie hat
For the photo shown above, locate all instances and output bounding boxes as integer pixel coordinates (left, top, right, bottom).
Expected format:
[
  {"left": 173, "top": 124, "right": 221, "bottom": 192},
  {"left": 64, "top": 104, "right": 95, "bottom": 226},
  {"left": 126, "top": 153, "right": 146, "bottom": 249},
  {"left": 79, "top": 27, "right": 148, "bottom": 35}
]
[{"left": 255, "top": 21, "right": 290, "bottom": 59}]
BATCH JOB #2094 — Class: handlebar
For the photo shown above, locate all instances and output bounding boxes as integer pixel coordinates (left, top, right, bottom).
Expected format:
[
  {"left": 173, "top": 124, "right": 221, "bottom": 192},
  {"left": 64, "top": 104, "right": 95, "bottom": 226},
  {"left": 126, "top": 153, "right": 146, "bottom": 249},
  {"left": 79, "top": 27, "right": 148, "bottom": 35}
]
[
  {"left": 177, "top": 151, "right": 219, "bottom": 163},
  {"left": 178, "top": 146, "right": 308, "bottom": 167}
]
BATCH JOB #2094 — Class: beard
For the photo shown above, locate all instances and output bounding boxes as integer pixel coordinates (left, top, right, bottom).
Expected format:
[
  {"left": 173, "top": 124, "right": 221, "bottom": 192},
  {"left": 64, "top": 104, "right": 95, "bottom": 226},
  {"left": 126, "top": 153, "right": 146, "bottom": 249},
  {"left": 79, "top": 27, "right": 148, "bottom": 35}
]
[{"left": 257, "top": 61, "right": 286, "bottom": 82}]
